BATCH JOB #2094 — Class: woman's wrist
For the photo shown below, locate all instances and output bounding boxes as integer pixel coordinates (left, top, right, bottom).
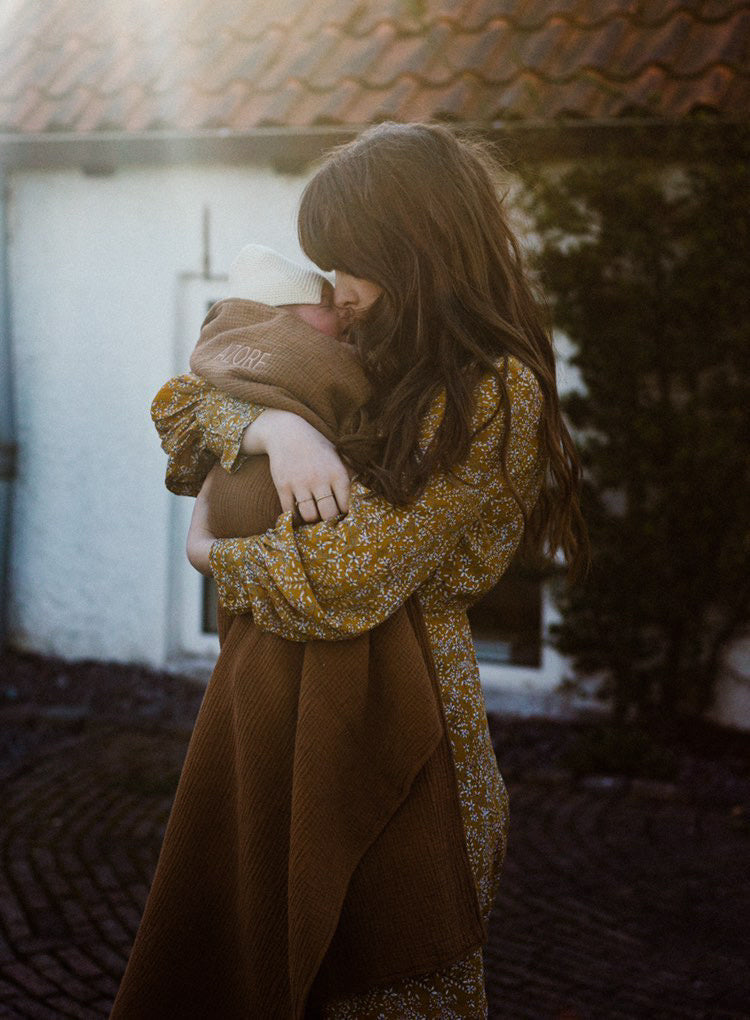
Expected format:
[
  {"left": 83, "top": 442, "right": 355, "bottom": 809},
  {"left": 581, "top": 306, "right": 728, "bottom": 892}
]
[
  {"left": 186, "top": 482, "right": 218, "bottom": 575},
  {"left": 186, "top": 530, "right": 214, "bottom": 576},
  {"left": 239, "top": 408, "right": 269, "bottom": 457},
  {"left": 241, "top": 408, "right": 314, "bottom": 459},
  {"left": 207, "top": 537, "right": 221, "bottom": 577}
]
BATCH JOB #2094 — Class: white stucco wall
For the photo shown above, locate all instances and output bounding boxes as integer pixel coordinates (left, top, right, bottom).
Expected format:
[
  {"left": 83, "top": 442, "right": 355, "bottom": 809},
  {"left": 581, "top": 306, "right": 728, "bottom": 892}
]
[
  {"left": 6, "top": 159, "right": 577, "bottom": 696},
  {"left": 7, "top": 162, "right": 314, "bottom": 665},
  {"left": 6, "top": 158, "right": 748, "bottom": 731}
]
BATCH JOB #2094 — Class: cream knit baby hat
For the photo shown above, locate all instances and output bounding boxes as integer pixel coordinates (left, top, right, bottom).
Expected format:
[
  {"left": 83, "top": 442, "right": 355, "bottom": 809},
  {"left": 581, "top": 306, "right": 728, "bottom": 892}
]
[{"left": 228, "top": 244, "right": 328, "bottom": 306}]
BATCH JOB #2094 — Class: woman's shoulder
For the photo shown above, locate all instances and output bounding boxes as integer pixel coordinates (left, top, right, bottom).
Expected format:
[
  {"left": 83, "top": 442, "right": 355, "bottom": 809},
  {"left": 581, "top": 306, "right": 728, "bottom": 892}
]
[
  {"left": 418, "top": 355, "right": 543, "bottom": 454},
  {"left": 472, "top": 355, "right": 544, "bottom": 428}
]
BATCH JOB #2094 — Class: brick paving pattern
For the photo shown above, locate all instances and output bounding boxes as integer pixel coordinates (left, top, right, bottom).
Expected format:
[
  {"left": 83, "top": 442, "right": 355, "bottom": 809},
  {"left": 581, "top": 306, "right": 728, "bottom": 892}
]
[{"left": 1, "top": 652, "right": 749, "bottom": 1019}]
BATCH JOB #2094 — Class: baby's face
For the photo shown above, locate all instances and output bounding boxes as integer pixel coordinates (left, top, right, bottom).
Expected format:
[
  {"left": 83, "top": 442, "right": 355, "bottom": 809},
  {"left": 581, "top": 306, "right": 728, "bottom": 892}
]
[{"left": 280, "top": 281, "right": 340, "bottom": 339}]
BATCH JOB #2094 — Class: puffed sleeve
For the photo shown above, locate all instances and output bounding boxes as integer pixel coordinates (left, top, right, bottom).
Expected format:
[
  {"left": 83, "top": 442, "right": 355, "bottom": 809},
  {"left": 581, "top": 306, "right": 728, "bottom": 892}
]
[
  {"left": 208, "top": 358, "right": 545, "bottom": 641},
  {"left": 150, "top": 373, "right": 265, "bottom": 496}
]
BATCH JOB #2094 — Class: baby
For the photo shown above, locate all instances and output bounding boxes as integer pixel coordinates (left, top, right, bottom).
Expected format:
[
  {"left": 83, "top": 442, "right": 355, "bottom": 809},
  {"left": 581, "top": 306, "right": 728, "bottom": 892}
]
[
  {"left": 188, "top": 244, "right": 370, "bottom": 540},
  {"left": 227, "top": 243, "right": 339, "bottom": 338}
]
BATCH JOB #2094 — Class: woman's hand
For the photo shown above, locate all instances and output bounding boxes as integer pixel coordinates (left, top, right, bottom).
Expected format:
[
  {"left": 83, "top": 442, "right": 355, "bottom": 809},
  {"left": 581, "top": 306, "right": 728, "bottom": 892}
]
[
  {"left": 186, "top": 483, "right": 216, "bottom": 575},
  {"left": 241, "top": 409, "right": 352, "bottom": 523}
]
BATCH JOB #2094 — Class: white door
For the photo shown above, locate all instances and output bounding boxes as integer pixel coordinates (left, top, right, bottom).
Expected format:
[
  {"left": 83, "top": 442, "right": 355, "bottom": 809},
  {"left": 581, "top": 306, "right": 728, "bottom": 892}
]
[{"left": 170, "top": 273, "right": 227, "bottom": 662}]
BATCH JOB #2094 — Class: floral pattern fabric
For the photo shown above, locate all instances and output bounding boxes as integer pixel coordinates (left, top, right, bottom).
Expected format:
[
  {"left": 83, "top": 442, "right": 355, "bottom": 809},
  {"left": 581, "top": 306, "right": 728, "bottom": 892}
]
[{"left": 151, "top": 357, "right": 545, "bottom": 1019}]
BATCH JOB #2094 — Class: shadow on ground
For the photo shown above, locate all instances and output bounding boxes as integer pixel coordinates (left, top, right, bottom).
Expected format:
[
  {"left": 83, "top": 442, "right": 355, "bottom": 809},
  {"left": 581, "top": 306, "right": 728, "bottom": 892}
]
[{"left": 1, "top": 651, "right": 749, "bottom": 1019}]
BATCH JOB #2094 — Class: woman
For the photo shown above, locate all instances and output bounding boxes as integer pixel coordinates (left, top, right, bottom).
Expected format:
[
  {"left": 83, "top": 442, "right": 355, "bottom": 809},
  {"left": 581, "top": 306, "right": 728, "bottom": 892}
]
[{"left": 157, "top": 122, "right": 586, "bottom": 1018}]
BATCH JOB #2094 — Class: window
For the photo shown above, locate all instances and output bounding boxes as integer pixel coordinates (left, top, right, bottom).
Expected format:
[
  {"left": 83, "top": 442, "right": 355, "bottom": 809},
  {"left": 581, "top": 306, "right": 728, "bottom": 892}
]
[
  {"left": 468, "top": 562, "right": 542, "bottom": 667},
  {"left": 203, "top": 557, "right": 543, "bottom": 671},
  {"left": 203, "top": 576, "right": 220, "bottom": 635},
  {"left": 198, "top": 290, "right": 223, "bottom": 638}
]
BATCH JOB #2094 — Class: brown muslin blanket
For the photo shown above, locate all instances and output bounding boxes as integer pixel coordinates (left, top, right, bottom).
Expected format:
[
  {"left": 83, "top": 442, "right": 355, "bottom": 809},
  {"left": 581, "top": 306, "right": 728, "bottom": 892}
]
[
  {"left": 191, "top": 298, "right": 371, "bottom": 539},
  {"left": 110, "top": 300, "right": 485, "bottom": 1020}
]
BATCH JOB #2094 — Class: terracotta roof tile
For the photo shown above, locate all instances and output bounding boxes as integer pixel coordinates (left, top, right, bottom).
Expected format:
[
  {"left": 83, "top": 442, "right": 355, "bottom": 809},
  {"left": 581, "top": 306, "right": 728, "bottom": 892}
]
[
  {"left": 496, "top": 70, "right": 554, "bottom": 117},
  {"left": 76, "top": 82, "right": 149, "bottom": 132},
  {"left": 0, "top": 31, "right": 34, "bottom": 71},
  {"left": 256, "top": 79, "right": 310, "bottom": 126},
  {"left": 46, "top": 40, "right": 114, "bottom": 100},
  {"left": 0, "top": 54, "right": 33, "bottom": 103},
  {"left": 201, "top": 33, "right": 284, "bottom": 93},
  {"left": 265, "top": 27, "right": 354, "bottom": 93},
  {"left": 219, "top": 89, "right": 272, "bottom": 130},
  {"left": 656, "top": 67, "right": 727, "bottom": 114},
  {"left": 0, "top": 0, "right": 747, "bottom": 136},
  {"left": 336, "top": 28, "right": 426, "bottom": 89},
  {"left": 623, "top": 64, "right": 674, "bottom": 112},
  {"left": 682, "top": 9, "right": 750, "bottom": 71},
  {"left": 19, "top": 95, "right": 62, "bottom": 134},
  {"left": 286, "top": 78, "right": 375, "bottom": 126},
  {"left": 444, "top": 19, "right": 507, "bottom": 74},
  {"left": 93, "top": 45, "right": 157, "bottom": 97},
  {"left": 42, "top": 84, "right": 94, "bottom": 131},
  {"left": 1, "top": 38, "right": 80, "bottom": 101},
  {"left": 443, "top": 0, "right": 508, "bottom": 33},
  {"left": 418, "top": 76, "right": 489, "bottom": 120},
  {"left": 348, "top": 25, "right": 426, "bottom": 88},
  {"left": 180, "top": 0, "right": 238, "bottom": 46},
  {"left": 293, "top": 0, "right": 338, "bottom": 35},
  {"left": 8, "top": 86, "right": 47, "bottom": 134},
  {"left": 178, "top": 79, "right": 249, "bottom": 129},
  {"left": 724, "top": 67, "right": 750, "bottom": 108},
  {"left": 337, "top": 77, "right": 422, "bottom": 126}
]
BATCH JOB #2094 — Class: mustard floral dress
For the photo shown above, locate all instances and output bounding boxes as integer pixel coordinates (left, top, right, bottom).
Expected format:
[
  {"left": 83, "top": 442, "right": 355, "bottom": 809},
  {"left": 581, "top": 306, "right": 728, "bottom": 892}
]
[{"left": 151, "top": 356, "right": 545, "bottom": 1019}]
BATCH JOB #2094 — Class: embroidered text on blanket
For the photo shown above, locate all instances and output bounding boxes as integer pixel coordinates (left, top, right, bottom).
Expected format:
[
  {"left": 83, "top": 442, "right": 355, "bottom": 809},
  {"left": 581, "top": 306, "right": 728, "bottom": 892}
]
[{"left": 214, "top": 344, "right": 271, "bottom": 371}]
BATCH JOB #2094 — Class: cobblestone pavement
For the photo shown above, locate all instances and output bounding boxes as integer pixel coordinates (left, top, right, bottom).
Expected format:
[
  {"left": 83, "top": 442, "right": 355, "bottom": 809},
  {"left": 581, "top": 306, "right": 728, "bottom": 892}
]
[{"left": 1, "top": 652, "right": 749, "bottom": 1019}]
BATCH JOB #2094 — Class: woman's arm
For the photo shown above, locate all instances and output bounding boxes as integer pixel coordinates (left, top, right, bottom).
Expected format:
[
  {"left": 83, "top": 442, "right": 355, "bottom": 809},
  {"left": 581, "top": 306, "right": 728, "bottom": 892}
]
[
  {"left": 152, "top": 374, "right": 351, "bottom": 520},
  {"left": 151, "top": 374, "right": 264, "bottom": 496},
  {"left": 206, "top": 359, "right": 544, "bottom": 641}
]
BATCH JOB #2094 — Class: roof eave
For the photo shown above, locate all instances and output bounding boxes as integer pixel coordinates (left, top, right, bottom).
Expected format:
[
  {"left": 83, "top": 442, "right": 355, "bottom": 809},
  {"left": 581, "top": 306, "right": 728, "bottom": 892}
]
[{"left": 0, "top": 118, "right": 745, "bottom": 173}]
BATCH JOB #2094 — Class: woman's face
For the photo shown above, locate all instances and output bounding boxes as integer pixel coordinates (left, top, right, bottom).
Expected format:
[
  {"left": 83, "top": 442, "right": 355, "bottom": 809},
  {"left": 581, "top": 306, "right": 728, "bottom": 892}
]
[{"left": 333, "top": 272, "right": 383, "bottom": 324}]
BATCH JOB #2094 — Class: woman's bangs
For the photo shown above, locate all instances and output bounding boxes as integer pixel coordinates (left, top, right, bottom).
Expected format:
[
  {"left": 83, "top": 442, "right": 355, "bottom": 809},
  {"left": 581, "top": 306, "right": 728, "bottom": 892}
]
[
  {"left": 295, "top": 174, "right": 346, "bottom": 271},
  {"left": 299, "top": 169, "right": 372, "bottom": 278}
]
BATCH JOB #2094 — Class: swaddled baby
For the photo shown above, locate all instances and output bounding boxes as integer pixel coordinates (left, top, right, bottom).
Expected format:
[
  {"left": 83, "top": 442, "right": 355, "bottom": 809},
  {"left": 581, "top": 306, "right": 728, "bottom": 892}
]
[{"left": 191, "top": 245, "right": 370, "bottom": 539}]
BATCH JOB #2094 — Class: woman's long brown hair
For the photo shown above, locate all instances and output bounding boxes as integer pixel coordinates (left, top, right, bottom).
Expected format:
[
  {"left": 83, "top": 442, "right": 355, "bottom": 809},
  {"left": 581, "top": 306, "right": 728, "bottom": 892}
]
[{"left": 298, "top": 122, "right": 588, "bottom": 584}]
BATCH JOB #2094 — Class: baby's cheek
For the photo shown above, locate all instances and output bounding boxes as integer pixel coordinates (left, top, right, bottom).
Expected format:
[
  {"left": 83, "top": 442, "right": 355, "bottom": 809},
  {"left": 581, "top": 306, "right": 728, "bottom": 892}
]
[
  {"left": 319, "top": 308, "right": 342, "bottom": 338},
  {"left": 299, "top": 304, "right": 340, "bottom": 338}
]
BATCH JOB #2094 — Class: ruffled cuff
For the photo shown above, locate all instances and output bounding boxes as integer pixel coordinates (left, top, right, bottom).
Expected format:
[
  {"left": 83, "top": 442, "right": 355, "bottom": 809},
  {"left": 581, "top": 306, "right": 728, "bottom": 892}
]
[
  {"left": 196, "top": 392, "right": 266, "bottom": 473},
  {"left": 209, "top": 536, "right": 264, "bottom": 613}
]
